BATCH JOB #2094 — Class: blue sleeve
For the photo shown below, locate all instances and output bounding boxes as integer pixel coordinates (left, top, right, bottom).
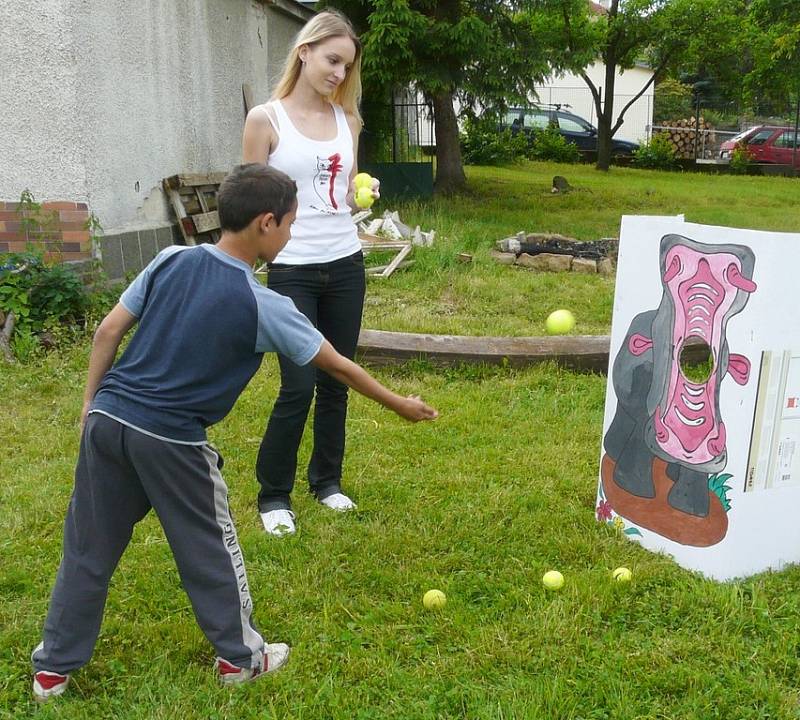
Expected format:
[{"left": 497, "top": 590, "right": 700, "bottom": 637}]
[
  {"left": 252, "top": 285, "right": 324, "bottom": 365},
  {"left": 119, "top": 246, "right": 190, "bottom": 317}
]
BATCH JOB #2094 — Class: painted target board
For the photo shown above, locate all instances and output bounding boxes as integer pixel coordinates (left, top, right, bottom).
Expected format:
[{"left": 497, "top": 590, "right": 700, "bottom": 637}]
[{"left": 598, "top": 216, "right": 800, "bottom": 580}]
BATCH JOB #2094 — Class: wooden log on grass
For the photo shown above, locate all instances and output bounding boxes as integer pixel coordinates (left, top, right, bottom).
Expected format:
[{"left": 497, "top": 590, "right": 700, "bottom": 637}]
[
  {"left": 357, "top": 330, "right": 714, "bottom": 373},
  {"left": 357, "top": 330, "right": 613, "bottom": 372}
]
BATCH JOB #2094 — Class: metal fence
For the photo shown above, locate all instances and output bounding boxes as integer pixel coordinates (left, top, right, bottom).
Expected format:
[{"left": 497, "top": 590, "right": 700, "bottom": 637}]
[{"left": 361, "top": 100, "right": 435, "bottom": 164}]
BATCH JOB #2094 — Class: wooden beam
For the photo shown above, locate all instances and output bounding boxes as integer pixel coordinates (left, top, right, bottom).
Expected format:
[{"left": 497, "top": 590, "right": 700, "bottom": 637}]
[
  {"left": 377, "top": 243, "right": 413, "bottom": 278},
  {"left": 357, "top": 330, "right": 612, "bottom": 372},
  {"left": 357, "top": 331, "right": 717, "bottom": 373},
  {"left": 164, "top": 173, "right": 228, "bottom": 189}
]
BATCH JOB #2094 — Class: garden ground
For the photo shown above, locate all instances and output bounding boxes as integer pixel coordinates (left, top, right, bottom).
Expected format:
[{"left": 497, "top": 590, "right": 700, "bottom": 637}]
[{"left": 2, "top": 162, "right": 800, "bottom": 718}]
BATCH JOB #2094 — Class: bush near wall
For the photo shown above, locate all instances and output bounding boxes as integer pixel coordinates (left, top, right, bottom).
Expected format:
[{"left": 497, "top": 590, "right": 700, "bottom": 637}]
[{"left": 0, "top": 200, "right": 92, "bottom": 262}]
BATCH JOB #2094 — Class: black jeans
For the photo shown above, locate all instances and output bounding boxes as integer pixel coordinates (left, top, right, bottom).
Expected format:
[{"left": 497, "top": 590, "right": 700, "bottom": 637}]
[{"left": 257, "top": 250, "right": 366, "bottom": 512}]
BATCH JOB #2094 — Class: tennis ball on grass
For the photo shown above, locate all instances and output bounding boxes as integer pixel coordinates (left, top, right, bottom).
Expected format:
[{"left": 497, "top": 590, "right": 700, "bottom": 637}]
[
  {"left": 612, "top": 567, "right": 632, "bottom": 582},
  {"left": 542, "top": 570, "right": 564, "bottom": 590},
  {"left": 545, "top": 309, "right": 576, "bottom": 335},
  {"left": 423, "top": 589, "right": 447, "bottom": 610}
]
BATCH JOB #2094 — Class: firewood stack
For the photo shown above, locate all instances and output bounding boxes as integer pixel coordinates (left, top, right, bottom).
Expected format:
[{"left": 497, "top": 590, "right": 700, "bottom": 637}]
[{"left": 658, "top": 117, "right": 717, "bottom": 159}]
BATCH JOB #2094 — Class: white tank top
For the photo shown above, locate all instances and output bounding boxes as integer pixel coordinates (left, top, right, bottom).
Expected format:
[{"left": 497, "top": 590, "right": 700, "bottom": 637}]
[{"left": 264, "top": 100, "right": 361, "bottom": 265}]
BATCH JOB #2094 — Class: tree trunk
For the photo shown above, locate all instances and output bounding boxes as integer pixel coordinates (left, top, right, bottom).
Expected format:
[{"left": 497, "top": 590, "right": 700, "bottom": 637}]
[
  {"left": 431, "top": 89, "right": 466, "bottom": 194},
  {"left": 596, "top": 57, "right": 618, "bottom": 171}
]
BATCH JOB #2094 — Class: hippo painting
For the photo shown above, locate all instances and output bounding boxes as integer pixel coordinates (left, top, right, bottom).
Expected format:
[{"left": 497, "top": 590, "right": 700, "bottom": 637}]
[{"left": 600, "top": 234, "right": 757, "bottom": 546}]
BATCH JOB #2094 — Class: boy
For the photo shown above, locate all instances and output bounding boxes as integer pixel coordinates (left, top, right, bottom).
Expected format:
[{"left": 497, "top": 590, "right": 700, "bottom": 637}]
[{"left": 31, "top": 163, "right": 437, "bottom": 701}]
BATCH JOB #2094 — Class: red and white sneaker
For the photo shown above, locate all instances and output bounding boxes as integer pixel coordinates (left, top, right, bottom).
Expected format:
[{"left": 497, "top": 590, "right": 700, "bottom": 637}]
[
  {"left": 33, "top": 670, "right": 70, "bottom": 702},
  {"left": 215, "top": 643, "right": 290, "bottom": 685}
]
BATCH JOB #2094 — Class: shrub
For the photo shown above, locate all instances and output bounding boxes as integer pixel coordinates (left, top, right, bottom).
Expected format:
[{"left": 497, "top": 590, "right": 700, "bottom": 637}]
[
  {"left": 527, "top": 125, "right": 582, "bottom": 164},
  {"left": 460, "top": 115, "right": 528, "bottom": 166},
  {"left": 0, "top": 251, "right": 89, "bottom": 336},
  {"left": 632, "top": 133, "right": 678, "bottom": 170},
  {"left": 729, "top": 144, "right": 754, "bottom": 174}
]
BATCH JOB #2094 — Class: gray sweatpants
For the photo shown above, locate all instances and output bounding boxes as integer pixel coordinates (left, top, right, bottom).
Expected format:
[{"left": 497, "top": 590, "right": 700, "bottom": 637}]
[{"left": 32, "top": 413, "right": 265, "bottom": 674}]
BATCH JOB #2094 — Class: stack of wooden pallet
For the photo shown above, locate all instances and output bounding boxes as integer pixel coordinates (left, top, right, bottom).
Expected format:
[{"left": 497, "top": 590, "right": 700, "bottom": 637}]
[{"left": 162, "top": 173, "right": 226, "bottom": 245}]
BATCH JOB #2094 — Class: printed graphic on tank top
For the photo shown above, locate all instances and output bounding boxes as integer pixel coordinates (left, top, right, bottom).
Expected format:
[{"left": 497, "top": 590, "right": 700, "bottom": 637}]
[{"left": 312, "top": 153, "right": 343, "bottom": 214}]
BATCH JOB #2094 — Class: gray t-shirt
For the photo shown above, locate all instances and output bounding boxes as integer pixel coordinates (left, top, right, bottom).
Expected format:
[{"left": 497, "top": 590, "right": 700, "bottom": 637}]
[{"left": 91, "top": 244, "right": 323, "bottom": 443}]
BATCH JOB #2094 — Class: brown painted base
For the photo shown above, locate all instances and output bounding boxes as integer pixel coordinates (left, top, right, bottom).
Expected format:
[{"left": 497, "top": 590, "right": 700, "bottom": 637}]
[{"left": 601, "top": 454, "right": 728, "bottom": 547}]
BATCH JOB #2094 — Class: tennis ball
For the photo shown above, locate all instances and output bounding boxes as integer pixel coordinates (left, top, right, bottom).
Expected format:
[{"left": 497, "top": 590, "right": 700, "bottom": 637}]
[
  {"left": 423, "top": 589, "right": 446, "bottom": 610},
  {"left": 545, "top": 309, "right": 576, "bottom": 335},
  {"left": 542, "top": 570, "right": 564, "bottom": 590},
  {"left": 355, "top": 186, "right": 375, "bottom": 209},
  {"left": 354, "top": 172, "right": 373, "bottom": 190},
  {"left": 612, "top": 567, "right": 632, "bottom": 582}
]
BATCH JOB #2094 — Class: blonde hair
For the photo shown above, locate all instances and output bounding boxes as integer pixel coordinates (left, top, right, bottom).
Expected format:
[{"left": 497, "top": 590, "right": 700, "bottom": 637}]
[{"left": 272, "top": 10, "right": 362, "bottom": 126}]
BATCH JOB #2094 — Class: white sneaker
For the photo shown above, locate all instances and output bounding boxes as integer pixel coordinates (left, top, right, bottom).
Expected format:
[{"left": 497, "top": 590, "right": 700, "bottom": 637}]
[
  {"left": 260, "top": 509, "right": 296, "bottom": 536},
  {"left": 216, "top": 642, "right": 290, "bottom": 685},
  {"left": 319, "top": 492, "right": 357, "bottom": 512}
]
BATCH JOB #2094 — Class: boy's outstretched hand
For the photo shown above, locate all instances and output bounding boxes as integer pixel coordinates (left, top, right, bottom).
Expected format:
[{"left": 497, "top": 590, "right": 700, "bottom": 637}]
[
  {"left": 312, "top": 342, "right": 438, "bottom": 422},
  {"left": 397, "top": 394, "right": 438, "bottom": 422}
]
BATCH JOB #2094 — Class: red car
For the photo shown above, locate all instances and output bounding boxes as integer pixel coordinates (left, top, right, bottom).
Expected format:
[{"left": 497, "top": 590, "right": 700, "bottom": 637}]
[{"left": 719, "top": 125, "right": 800, "bottom": 167}]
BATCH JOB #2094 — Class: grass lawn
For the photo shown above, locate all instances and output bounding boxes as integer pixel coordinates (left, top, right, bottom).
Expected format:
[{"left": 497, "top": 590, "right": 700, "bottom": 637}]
[
  {"left": 363, "top": 162, "right": 800, "bottom": 336},
  {"left": 2, "top": 162, "right": 800, "bottom": 718}
]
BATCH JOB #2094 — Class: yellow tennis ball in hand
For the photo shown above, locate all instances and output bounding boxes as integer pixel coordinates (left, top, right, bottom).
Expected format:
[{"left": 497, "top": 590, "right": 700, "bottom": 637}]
[
  {"left": 423, "top": 589, "right": 446, "bottom": 610},
  {"left": 354, "top": 172, "right": 373, "bottom": 190},
  {"left": 545, "top": 309, "right": 576, "bottom": 335},
  {"left": 612, "top": 567, "right": 632, "bottom": 582},
  {"left": 542, "top": 570, "right": 564, "bottom": 590},
  {"left": 355, "top": 186, "right": 375, "bottom": 209}
]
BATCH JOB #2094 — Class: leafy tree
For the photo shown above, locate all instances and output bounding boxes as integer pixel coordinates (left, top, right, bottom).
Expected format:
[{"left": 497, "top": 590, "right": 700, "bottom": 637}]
[
  {"left": 745, "top": 0, "right": 800, "bottom": 117},
  {"left": 541, "top": 0, "right": 741, "bottom": 170},
  {"left": 653, "top": 78, "right": 693, "bottom": 123},
  {"left": 319, "top": 0, "right": 554, "bottom": 194}
]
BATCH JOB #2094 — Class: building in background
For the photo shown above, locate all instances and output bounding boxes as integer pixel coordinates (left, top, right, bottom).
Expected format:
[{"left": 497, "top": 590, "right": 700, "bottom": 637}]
[{"left": 0, "top": 0, "right": 313, "bottom": 277}]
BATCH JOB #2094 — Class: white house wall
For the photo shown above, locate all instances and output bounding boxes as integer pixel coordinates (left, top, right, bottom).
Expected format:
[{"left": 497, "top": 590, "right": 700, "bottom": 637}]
[
  {"left": 0, "top": 0, "right": 308, "bottom": 234},
  {"left": 0, "top": 0, "right": 88, "bottom": 206},
  {"left": 541, "top": 62, "right": 654, "bottom": 144}
]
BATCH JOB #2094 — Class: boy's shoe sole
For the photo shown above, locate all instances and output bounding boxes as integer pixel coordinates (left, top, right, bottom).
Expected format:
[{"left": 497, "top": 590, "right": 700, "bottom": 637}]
[
  {"left": 33, "top": 671, "right": 70, "bottom": 702},
  {"left": 216, "top": 643, "right": 290, "bottom": 685}
]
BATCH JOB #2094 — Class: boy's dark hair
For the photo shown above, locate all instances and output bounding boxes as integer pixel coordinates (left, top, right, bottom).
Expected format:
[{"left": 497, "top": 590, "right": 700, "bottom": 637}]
[{"left": 218, "top": 164, "right": 297, "bottom": 232}]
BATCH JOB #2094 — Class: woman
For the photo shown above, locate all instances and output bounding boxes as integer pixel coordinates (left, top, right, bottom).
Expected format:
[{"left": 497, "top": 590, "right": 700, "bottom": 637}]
[{"left": 242, "top": 10, "right": 378, "bottom": 536}]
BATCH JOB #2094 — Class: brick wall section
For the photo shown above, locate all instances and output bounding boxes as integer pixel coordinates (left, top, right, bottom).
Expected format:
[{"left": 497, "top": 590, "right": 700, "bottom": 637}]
[{"left": 0, "top": 200, "right": 92, "bottom": 262}]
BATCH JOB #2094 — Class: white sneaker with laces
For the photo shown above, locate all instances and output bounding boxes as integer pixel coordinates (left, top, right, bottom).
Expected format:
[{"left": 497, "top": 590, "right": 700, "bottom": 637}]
[
  {"left": 319, "top": 492, "right": 357, "bottom": 511},
  {"left": 216, "top": 642, "right": 290, "bottom": 685},
  {"left": 260, "top": 509, "right": 296, "bottom": 536}
]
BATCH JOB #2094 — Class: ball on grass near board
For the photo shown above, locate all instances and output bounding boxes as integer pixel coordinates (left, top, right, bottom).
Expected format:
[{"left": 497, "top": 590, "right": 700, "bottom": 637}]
[
  {"left": 423, "top": 589, "right": 446, "bottom": 610},
  {"left": 355, "top": 186, "right": 375, "bottom": 209},
  {"left": 542, "top": 570, "right": 564, "bottom": 591},
  {"left": 354, "top": 172, "right": 374, "bottom": 190},
  {"left": 612, "top": 567, "right": 632, "bottom": 583},
  {"left": 545, "top": 309, "right": 576, "bottom": 335}
]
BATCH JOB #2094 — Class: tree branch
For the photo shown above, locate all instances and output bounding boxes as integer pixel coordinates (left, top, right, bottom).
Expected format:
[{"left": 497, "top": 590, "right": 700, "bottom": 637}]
[{"left": 610, "top": 51, "right": 674, "bottom": 135}]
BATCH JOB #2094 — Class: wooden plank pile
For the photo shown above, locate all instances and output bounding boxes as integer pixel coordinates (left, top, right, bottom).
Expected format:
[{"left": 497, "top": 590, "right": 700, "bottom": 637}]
[
  {"left": 658, "top": 118, "right": 717, "bottom": 159},
  {"left": 163, "top": 173, "right": 226, "bottom": 245},
  {"left": 355, "top": 209, "right": 435, "bottom": 279}
]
